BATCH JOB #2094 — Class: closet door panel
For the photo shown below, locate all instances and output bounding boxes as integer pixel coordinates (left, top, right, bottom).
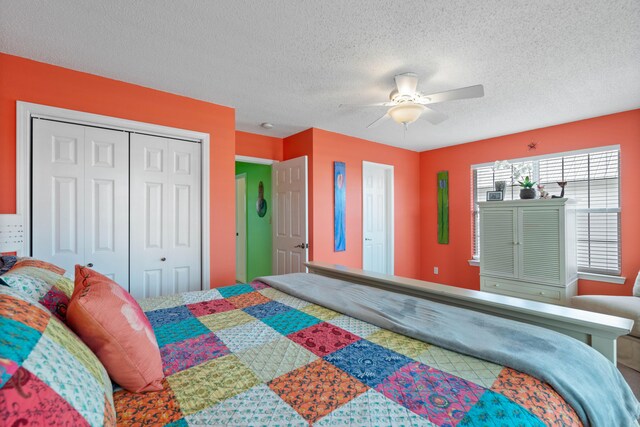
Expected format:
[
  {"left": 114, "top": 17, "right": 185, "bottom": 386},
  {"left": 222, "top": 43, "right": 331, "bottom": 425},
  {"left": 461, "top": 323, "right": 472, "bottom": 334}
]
[
  {"left": 84, "top": 127, "right": 129, "bottom": 288},
  {"left": 32, "top": 119, "right": 86, "bottom": 274},
  {"left": 168, "top": 140, "right": 201, "bottom": 294},
  {"left": 130, "top": 134, "right": 170, "bottom": 299}
]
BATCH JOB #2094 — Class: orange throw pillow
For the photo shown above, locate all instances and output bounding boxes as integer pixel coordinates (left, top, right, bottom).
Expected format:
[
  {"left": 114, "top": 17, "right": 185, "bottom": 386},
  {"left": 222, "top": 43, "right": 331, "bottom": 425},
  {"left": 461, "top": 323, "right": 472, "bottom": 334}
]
[{"left": 67, "top": 265, "right": 164, "bottom": 392}]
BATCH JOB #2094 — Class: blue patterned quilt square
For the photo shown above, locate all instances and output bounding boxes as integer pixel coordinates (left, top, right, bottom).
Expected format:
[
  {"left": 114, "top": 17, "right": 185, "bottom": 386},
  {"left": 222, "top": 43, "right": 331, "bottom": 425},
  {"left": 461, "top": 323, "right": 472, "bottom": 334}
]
[
  {"left": 0, "top": 318, "right": 42, "bottom": 386},
  {"left": 324, "top": 339, "right": 412, "bottom": 387},
  {"left": 261, "top": 309, "right": 321, "bottom": 335},
  {"left": 146, "top": 305, "right": 194, "bottom": 328},
  {"left": 459, "top": 389, "right": 544, "bottom": 426},
  {"left": 243, "top": 301, "right": 293, "bottom": 319},
  {"left": 218, "top": 284, "right": 254, "bottom": 298},
  {"left": 154, "top": 317, "right": 210, "bottom": 347}
]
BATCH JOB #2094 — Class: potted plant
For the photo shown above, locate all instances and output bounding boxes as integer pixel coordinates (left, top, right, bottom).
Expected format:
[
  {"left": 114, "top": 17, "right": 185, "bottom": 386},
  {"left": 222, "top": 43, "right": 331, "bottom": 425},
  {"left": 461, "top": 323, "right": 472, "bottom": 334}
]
[{"left": 518, "top": 176, "right": 537, "bottom": 199}]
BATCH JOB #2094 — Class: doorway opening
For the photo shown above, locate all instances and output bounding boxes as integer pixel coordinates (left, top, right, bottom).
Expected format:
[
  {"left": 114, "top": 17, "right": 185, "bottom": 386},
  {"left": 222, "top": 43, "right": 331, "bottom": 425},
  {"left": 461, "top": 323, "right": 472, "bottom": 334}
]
[
  {"left": 362, "top": 161, "right": 394, "bottom": 275},
  {"left": 235, "top": 159, "right": 273, "bottom": 282}
]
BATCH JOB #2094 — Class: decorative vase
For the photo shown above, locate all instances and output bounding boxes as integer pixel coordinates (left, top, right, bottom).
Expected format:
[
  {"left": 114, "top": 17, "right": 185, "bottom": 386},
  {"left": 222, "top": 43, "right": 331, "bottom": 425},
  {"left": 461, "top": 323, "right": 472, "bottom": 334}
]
[{"left": 520, "top": 188, "right": 536, "bottom": 199}]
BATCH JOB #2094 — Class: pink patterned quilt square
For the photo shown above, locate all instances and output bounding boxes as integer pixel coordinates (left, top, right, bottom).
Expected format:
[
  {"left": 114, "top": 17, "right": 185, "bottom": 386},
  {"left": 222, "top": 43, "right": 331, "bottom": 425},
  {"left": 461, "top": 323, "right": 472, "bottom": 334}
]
[
  {"left": 287, "top": 322, "right": 360, "bottom": 357},
  {"left": 375, "top": 361, "right": 486, "bottom": 426},
  {"left": 187, "top": 299, "right": 236, "bottom": 317},
  {"left": 160, "top": 332, "right": 230, "bottom": 375}
]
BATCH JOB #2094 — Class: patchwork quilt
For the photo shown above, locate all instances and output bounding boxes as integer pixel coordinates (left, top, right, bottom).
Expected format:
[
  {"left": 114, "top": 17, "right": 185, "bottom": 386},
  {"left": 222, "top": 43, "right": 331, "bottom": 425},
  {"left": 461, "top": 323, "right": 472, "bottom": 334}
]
[{"left": 116, "top": 281, "right": 583, "bottom": 426}]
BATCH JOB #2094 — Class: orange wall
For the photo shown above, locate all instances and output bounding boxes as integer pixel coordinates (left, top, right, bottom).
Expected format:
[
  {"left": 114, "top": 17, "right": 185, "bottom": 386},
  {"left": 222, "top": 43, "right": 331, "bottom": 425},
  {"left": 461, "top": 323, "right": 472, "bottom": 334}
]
[
  {"left": 419, "top": 109, "right": 640, "bottom": 296},
  {"left": 306, "top": 129, "right": 422, "bottom": 278},
  {"left": 236, "top": 131, "right": 283, "bottom": 160},
  {"left": 0, "top": 53, "right": 237, "bottom": 286}
]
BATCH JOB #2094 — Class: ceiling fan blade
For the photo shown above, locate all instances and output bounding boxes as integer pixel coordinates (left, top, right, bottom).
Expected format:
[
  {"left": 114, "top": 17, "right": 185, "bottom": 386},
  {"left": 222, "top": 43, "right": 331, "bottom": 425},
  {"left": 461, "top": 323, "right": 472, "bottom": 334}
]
[
  {"left": 367, "top": 113, "right": 390, "bottom": 128},
  {"left": 339, "top": 102, "right": 393, "bottom": 108},
  {"left": 394, "top": 72, "right": 419, "bottom": 96},
  {"left": 419, "top": 84, "right": 484, "bottom": 104},
  {"left": 420, "top": 107, "right": 448, "bottom": 125}
]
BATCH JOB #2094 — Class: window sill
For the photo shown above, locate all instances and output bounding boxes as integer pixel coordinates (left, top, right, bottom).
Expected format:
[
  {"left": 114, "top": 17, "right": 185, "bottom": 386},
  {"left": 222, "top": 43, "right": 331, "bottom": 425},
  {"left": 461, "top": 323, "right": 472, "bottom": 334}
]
[
  {"left": 577, "top": 272, "right": 626, "bottom": 285},
  {"left": 468, "top": 259, "right": 480, "bottom": 267}
]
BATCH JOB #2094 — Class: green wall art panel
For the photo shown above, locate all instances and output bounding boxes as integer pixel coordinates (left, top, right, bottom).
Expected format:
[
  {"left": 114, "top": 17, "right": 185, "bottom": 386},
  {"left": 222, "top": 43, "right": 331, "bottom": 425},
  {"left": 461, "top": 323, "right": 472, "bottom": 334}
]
[{"left": 437, "top": 171, "right": 449, "bottom": 244}]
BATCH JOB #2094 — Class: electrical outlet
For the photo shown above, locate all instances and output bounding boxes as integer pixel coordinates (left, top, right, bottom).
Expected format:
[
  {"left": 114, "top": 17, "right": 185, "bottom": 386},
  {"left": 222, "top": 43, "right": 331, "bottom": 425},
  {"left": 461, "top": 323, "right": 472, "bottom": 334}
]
[{"left": 433, "top": 267, "right": 439, "bottom": 275}]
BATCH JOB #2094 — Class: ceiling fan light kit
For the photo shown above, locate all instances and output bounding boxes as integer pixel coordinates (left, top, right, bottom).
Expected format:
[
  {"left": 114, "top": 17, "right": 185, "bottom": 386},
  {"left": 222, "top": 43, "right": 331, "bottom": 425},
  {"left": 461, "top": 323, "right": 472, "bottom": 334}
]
[
  {"left": 388, "top": 102, "right": 425, "bottom": 125},
  {"left": 341, "top": 72, "right": 484, "bottom": 131}
]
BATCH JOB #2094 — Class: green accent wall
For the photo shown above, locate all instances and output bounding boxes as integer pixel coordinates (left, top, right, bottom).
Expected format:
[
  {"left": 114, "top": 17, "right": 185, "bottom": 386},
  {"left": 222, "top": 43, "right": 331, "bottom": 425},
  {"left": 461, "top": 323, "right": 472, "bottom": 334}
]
[{"left": 235, "top": 162, "right": 272, "bottom": 281}]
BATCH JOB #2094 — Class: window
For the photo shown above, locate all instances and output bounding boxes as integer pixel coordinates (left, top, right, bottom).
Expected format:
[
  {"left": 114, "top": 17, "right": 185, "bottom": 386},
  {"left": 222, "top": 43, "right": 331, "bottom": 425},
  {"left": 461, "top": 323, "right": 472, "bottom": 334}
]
[{"left": 472, "top": 147, "right": 621, "bottom": 276}]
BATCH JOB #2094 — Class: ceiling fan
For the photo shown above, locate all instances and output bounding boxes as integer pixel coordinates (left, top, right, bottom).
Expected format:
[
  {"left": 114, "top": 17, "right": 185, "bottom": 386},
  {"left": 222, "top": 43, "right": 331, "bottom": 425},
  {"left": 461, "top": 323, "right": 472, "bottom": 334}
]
[{"left": 340, "top": 73, "right": 484, "bottom": 129}]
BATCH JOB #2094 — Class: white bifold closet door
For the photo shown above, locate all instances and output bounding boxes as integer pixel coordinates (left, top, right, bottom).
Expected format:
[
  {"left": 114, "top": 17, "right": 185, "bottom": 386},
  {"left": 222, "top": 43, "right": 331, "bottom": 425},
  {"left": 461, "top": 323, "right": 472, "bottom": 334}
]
[
  {"left": 129, "top": 133, "right": 201, "bottom": 299},
  {"left": 32, "top": 119, "right": 130, "bottom": 287}
]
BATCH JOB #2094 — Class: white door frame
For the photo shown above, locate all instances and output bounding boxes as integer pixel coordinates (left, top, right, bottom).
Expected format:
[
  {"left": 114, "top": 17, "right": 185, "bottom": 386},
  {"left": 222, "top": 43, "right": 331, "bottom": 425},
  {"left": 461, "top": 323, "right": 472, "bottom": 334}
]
[
  {"left": 16, "top": 101, "right": 211, "bottom": 289},
  {"left": 235, "top": 173, "right": 247, "bottom": 283},
  {"left": 362, "top": 161, "right": 394, "bottom": 275}
]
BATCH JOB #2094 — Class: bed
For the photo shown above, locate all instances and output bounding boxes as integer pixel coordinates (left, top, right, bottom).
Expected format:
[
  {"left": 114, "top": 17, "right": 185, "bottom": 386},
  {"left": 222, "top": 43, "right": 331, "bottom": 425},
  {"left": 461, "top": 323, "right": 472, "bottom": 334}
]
[{"left": 111, "top": 266, "right": 639, "bottom": 426}]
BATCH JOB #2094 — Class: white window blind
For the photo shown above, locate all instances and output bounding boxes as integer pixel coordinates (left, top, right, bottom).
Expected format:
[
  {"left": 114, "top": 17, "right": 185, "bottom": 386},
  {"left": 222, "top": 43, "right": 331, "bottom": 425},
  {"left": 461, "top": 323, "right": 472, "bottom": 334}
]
[{"left": 472, "top": 148, "right": 621, "bottom": 275}]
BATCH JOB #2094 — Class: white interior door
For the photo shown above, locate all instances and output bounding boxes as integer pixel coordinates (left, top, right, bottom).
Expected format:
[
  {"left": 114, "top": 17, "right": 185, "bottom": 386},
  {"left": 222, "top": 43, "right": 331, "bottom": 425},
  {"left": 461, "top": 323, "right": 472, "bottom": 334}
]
[
  {"left": 272, "top": 156, "right": 308, "bottom": 275},
  {"left": 129, "top": 133, "right": 201, "bottom": 298},
  {"left": 32, "top": 119, "right": 129, "bottom": 286},
  {"left": 235, "top": 174, "right": 247, "bottom": 283},
  {"left": 363, "top": 162, "right": 394, "bottom": 275}
]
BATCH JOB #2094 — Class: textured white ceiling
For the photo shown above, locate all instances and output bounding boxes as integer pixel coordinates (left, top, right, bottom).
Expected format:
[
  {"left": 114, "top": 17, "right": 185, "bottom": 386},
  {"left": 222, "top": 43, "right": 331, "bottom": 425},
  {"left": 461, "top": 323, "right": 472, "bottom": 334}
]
[{"left": 1, "top": 1, "right": 639, "bottom": 151}]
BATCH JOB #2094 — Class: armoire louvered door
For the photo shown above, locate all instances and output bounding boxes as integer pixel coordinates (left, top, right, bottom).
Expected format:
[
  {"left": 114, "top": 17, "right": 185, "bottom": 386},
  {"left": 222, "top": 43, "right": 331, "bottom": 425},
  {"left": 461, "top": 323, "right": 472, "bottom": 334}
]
[
  {"left": 479, "top": 207, "right": 517, "bottom": 279},
  {"left": 519, "top": 207, "right": 562, "bottom": 285}
]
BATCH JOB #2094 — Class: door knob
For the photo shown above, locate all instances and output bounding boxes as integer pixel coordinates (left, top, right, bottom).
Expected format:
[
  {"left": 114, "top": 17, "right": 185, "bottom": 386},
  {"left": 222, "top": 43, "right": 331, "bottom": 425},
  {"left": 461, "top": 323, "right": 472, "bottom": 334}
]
[
  {"left": 87, "top": 263, "right": 94, "bottom": 268},
  {"left": 161, "top": 257, "right": 166, "bottom": 262},
  {"left": 294, "top": 243, "right": 309, "bottom": 249},
  {"left": 365, "top": 238, "right": 372, "bottom": 241}
]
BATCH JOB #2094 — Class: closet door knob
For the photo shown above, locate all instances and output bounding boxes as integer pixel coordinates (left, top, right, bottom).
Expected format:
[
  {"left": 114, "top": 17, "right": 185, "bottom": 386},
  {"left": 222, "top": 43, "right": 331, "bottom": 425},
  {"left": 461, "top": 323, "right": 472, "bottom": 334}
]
[
  {"left": 161, "top": 257, "right": 167, "bottom": 262},
  {"left": 87, "top": 263, "right": 94, "bottom": 268}
]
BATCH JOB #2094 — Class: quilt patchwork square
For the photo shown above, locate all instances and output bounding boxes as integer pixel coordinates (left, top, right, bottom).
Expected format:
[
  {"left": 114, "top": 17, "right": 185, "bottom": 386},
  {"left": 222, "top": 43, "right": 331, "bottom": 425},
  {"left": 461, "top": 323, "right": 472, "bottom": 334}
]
[
  {"left": 243, "top": 300, "right": 293, "bottom": 319},
  {"left": 146, "top": 305, "right": 194, "bottom": 328},
  {"left": 315, "top": 389, "right": 435, "bottom": 426},
  {"left": 300, "top": 304, "right": 342, "bottom": 321},
  {"left": 261, "top": 308, "right": 321, "bottom": 335},
  {"left": 0, "top": 317, "right": 43, "bottom": 371},
  {"left": 327, "top": 314, "right": 381, "bottom": 338},
  {"left": 288, "top": 322, "right": 360, "bottom": 357},
  {"left": 160, "top": 332, "right": 230, "bottom": 376},
  {"left": 114, "top": 379, "right": 183, "bottom": 425},
  {"left": 198, "top": 309, "right": 255, "bottom": 332},
  {"left": 1, "top": 367, "right": 87, "bottom": 426},
  {"left": 324, "top": 339, "right": 413, "bottom": 387},
  {"left": 137, "top": 294, "right": 185, "bottom": 312},
  {"left": 416, "top": 346, "right": 502, "bottom": 388},
  {"left": 491, "top": 367, "right": 580, "bottom": 425},
  {"left": 215, "top": 320, "right": 281, "bottom": 353},
  {"left": 181, "top": 289, "right": 222, "bottom": 304},
  {"left": 226, "top": 291, "right": 271, "bottom": 309},
  {"left": 249, "top": 280, "right": 270, "bottom": 290},
  {"left": 23, "top": 335, "right": 106, "bottom": 426},
  {"left": 218, "top": 283, "right": 254, "bottom": 298},
  {"left": 268, "top": 358, "right": 368, "bottom": 423},
  {"left": 186, "top": 383, "right": 307, "bottom": 426},
  {"left": 168, "top": 354, "right": 261, "bottom": 415},
  {"left": 0, "top": 294, "right": 50, "bottom": 333},
  {"left": 375, "top": 361, "right": 485, "bottom": 426},
  {"left": 154, "top": 317, "right": 210, "bottom": 347},
  {"left": 458, "top": 389, "right": 545, "bottom": 426},
  {"left": 186, "top": 298, "right": 235, "bottom": 317},
  {"left": 367, "top": 329, "right": 431, "bottom": 358},
  {"left": 236, "top": 336, "right": 318, "bottom": 382}
]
